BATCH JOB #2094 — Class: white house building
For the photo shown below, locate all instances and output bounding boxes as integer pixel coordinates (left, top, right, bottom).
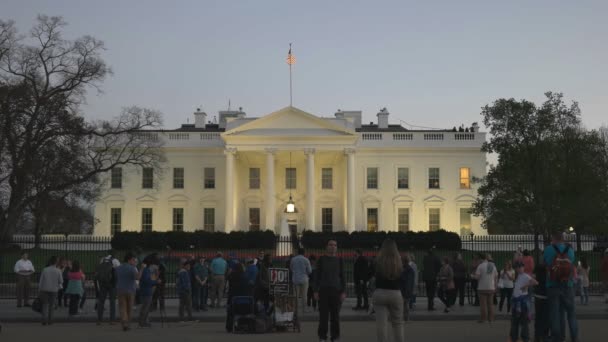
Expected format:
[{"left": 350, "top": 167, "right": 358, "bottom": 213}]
[{"left": 93, "top": 106, "right": 486, "bottom": 236}]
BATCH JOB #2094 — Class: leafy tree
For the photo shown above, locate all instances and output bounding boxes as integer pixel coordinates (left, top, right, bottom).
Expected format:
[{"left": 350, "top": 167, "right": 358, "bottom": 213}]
[
  {"left": 472, "top": 92, "right": 608, "bottom": 235},
  {"left": 0, "top": 16, "right": 165, "bottom": 245}
]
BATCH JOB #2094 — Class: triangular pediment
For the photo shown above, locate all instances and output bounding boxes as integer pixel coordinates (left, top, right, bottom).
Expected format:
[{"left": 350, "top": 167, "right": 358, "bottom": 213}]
[
  {"left": 423, "top": 195, "right": 446, "bottom": 203},
  {"left": 223, "top": 106, "right": 355, "bottom": 137}
]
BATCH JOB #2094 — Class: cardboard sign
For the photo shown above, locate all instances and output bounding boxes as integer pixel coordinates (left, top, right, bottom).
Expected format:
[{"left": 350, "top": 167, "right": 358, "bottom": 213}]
[{"left": 269, "top": 268, "right": 290, "bottom": 294}]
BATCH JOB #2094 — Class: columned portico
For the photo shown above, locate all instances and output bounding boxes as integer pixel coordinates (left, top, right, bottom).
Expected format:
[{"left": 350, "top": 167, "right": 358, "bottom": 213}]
[
  {"left": 304, "top": 148, "right": 315, "bottom": 231},
  {"left": 265, "top": 148, "right": 277, "bottom": 231},
  {"left": 345, "top": 148, "right": 356, "bottom": 232},
  {"left": 224, "top": 147, "right": 237, "bottom": 232}
]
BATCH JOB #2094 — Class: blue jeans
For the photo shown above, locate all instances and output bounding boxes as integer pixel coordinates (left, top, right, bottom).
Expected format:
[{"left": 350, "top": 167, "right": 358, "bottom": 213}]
[
  {"left": 510, "top": 300, "right": 530, "bottom": 342},
  {"left": 192, "top": 284, "right": 208, "bottom": 310},
  {"left": 548, "top": 286, "right": 578, "bottom": 342},
  {"left": 579, "top": 285, "right": 588, "bottom": 305}
]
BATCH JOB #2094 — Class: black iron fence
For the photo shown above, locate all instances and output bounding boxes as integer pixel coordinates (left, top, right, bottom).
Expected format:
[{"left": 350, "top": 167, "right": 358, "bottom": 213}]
[{"left": 1, "top": 233, "right": 606, "bottom": 299}]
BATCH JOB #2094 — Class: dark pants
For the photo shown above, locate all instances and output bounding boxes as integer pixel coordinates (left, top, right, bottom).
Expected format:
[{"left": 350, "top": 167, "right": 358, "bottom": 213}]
[
  {"left": 68, "top": 294, "right": 80, "bottom": 315},
  {"left": 97, "top": 286, "right": 116, "bottom": 322},
  {"left": 425, "top": 280, "right": 437, "bottom": 310},
  {"left": 179, "top": 291, "right": 193, "bottom": 321},
  {"left": 79, "top": 291, "right": 86, "bottom": 309},
  {"left": 16, "top": 274, "right": 31, "bottom": 306},
  {"left": 307, "top": 286, "right": 317, "bottom": 310},
  {"left": 548, "top": 286, "right": 578, "bottom": 342},
  {"left": 534, "top": 297, "right": 549, "bottom": 342},
  {"left": 438, "top": 287, "right": 456, "bottom": 308},
  {"left": 57, "top": 289, "right": 64, "bottom": 307},
  {"left": 471, "top": 279, "right": 479, "bottom": 305},
  {"left": 138, "top": 296, "right": 152, "bottom": 326},
  {"left": 499, "top": 287, "right": 514, "bottom": 312},
  {"left": 193, "top": 283, "right": 208, "bottom": 310},
  {"left": 318, "top": 287, "right": 341, "bottom": 341},
  {"left": 454, "top": 277, "right": 466, "bottom": 306},
  {"left": 151, "top": 283, "right": 165, "bottom": 311},
  {"left": 510, "top": 304, "right": 530, "bottom": 342},
  {"left": 39, "top": 291, "right": 57, "bottom": 324},
  {"left": 354, "top": 279, "right": 369, "bottom": 308}
]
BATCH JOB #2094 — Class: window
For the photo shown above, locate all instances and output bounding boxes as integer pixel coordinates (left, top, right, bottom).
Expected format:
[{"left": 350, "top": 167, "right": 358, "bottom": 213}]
[
  {"left": 367, "top": 167, "right": 378, "bottom": 189},
  {"left": 142, "top": 168, "right": 153, "bottom": 189},
  {"left": 286, "top": 168, "right": 296, "bottom": 189},
  {"left": 398, "top": 208, "right": 410, "bottom": 232},
  {"left": 322, "top": 208, "right": 333, "bottom": 233},
  {"left": 173, "top": 168, "right": 184, "bottom": 189},
  {"left": 172, "top": 208, "right": 184, "bottom": 232},
  {"left": 367, "top": 208, "right": 378, "bottom": 232},
  {"left": 249, "top": 168, "right": 260, "bottom": 189},
  {"left": 249, "top": 208, "right": 260, "bottom": 231},
  {"left": 322, "top": 168, "right": 333, "bottom": 189},
  {"left": 141, "top": 208, "right": 153, "bottom": 232},
  {"left": 460, "top": 167, "right": 471, "bottom": 189},
  {"left": 110, "top": 208, "right": 121, "bottom": 235},
  {"left": 429, "top": 208, "right": 440, "bottom": 231},
  {"left": 460, "top": 208, "right": 472, "bottom": 235},
  {"left": 397, "top": 167, "right": 409, "bottom": 189},
  {"left": 204, "top": 167, "right": 215, "bottom": 189},
  {"left": 428, "top": 167, "right": 440, "bottom": 189},
  {"left": 204, "top": 208, "right": 215, "bottom": 232},
  {"left": 111, "top": 168, "right": 122, "bottom": 189}
]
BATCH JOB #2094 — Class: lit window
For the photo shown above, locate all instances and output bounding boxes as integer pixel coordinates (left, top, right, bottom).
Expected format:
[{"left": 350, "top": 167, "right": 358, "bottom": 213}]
[
  {"left": 429, "top": 208, "right": 440, "bottom": 231},
  {"left": 172, "top": 208, "right": 184, "bottom": 232},
  {"left": 249, "top": 208, "right": 260, "bottom": 231},
  {"left": 460, "top": 208, "right": 472, "bottom": 235},
  {"left": 367, "top": 208, "right": 378, "bottom": 232},
  {"left": 460, "top": 167, "right": 471, "bottom": 189},
  {"left": 367, "top": 168, "right": 378, "bottom": 189},
  {"left": 428, "top": 168, "right": 440, "bottom": 189}
]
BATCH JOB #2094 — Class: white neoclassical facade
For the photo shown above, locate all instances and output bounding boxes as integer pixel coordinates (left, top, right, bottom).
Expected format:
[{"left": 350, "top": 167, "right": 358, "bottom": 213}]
[{"left": 93, "top": 106, "right": 487, "bottom": 236}]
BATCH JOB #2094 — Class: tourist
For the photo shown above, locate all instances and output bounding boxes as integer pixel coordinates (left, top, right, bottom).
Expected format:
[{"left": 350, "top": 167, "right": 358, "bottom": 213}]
[
  {"left": 313, "top": 239, "right": 346, "bottom": 342},
  {"left": 255, "top": 253, "right": 272, "bottom": 310},
  {"left": 14, "top": 252, "right": 35, "bottom": 308},
  {"left": 291, "top": 247, "right": 312, "bottom": 314},
  {"left": 577, "top": 257, "right": 590, "bottom": 305},
  {"left": 225, "top": 263, "right": 251, "bottom": 332},
  {"left": 307, "top": 254, "right": 318, "bottom": 311},
  {"left": 65, "top": 260, "right": 85, "bottom": 317},
  {"left": 209, "top": 252, "right": 228, "bottom": 308},
  {"left": 451, "top": 253, "right": 466, "bottom": 307},
  {"left": 522, "top": 250, "right": 535, "bottom": 277},
  {"left": 116, "top": 253, "right": 139, "bottom": 331},
  {"left": 61, "top": 259, "right": 72, "bottom": 307},
  {"left": 138, "top": 260, "right": 159, "bottom": 327},
  {"left": 602, "top": 249, "right": 608, "bottom": 304},
  {"left": 245, "top": 258, "right": 258, "bottom": 290},
  {"left": 193, "top": 257, "right": 209, "bottom": 311},
  {"left": 38, "top": 256, "right": 63, "bottom": 325},
  {"left": 56, "top": 257, "right": 67, "bottom": 308},
  {"left": 372, "top": 239, "right": 404, "bottom": 342},
  {"left": 498, "top": 260, "right": 515, "bottom": 313},
  {"left": 401, "top": 254, "right": 415, "bottom": 322},
  {"left": 408, "top": 253, "right": 418, "bottom": 309},
  {"left": 474, "top": 253, "right": 498, "bottom": 323},
  {"left": 543, "top": 231, "right": 578, "bottom": 342},
  {"left": 353, "top": 249, "right": 371, "bottom": 311},
  {"left": 470, "top": 254, "right": 481, "bottom": 306},
  {"left": 437, "top": 256, "right": 456, "bottom": 313},
  {"left": 533, "top": 263, "right": 550, "bottom": 342},
  {"left": 177, "top": 260, "right": 195, "bottom": 322},
  {"left": 95, "top": 255, "right": 117, "bottom": 325},
  {"left": 422, "top": 248, "right": 441, "bottom": 311},
  {"left": 510, "top": 261, "right": 538, "bottom": 342}
]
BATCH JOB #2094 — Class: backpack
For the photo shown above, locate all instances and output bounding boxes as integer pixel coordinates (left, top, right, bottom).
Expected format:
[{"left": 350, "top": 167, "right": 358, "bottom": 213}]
[
  {"left": 31, "top": 297, "right": 42, "bottom": 313},
  {"left": 549, "top": 244, "right": 573, "bottom": 283},
  {"left": 95, "top": 261, "right": 114, "bottom": 287}
]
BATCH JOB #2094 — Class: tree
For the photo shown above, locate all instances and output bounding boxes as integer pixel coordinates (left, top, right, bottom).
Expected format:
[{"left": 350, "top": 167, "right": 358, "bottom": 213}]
[
  {"left": 472, "top": 92, "right": 608, "bottom": 235},
  {"left": 0, "top": 16, "right": 165, "bottom": 245}
]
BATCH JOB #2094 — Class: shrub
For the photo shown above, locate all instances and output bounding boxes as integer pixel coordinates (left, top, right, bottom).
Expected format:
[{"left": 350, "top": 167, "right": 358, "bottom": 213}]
[{"left": 300, "top": 230, "right": 461, "bottom": 250}]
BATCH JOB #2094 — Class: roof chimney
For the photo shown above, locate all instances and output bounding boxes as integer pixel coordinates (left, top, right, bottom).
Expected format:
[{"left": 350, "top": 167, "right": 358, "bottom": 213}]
[
  {"left": 334, "top": 109, "right": 344, "bottom": 119},
  {"left": 471, "top": 122, "right": 479, "bottom": 132},
  {"left": 377, "top": 107, "right": 389, "bottom": 129},
  {"left": 194, "top": 107, "right": 207, "bottom": 128}
]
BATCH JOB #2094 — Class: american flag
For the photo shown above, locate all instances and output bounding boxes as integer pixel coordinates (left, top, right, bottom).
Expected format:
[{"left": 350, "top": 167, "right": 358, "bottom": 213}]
[{"left": 286, "top": 44, "right": 296, "bottom": 65}]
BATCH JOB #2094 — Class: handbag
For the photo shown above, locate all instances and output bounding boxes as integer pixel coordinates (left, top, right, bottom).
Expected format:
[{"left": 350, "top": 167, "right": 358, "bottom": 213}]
[{"left": 32, "top": 297, "right": 42, "bottom": 313}]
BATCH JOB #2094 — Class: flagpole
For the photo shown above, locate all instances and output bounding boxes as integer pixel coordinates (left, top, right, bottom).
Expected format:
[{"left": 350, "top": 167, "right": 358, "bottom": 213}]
[{"left": 289, "top": 62, "right": 293, "bottom": 107}]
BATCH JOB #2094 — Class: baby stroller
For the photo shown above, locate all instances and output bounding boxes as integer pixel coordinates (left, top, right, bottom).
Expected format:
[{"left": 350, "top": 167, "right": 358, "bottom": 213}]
[{"left": 230, "top": 296, "right": 256, "bottom": 333}]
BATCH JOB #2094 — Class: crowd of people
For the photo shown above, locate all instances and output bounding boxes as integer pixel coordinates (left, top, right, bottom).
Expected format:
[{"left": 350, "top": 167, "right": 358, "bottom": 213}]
[{"left": 9, "top": 233, "right": 608, "bottom": 341}]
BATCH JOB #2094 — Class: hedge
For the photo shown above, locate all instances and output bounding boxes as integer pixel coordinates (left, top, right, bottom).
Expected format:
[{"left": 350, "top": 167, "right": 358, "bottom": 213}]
[
  {"left": 111, "top": 230, "right": 276, "bottom": 251},
  {"left": 300, "top": 230, "right": 461, "bottom": 250}
]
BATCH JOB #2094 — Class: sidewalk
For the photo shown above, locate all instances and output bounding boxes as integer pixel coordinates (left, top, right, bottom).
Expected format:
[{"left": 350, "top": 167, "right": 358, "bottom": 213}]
[{"left": 1, "top": 297, "right": 607, "bottom": 323}]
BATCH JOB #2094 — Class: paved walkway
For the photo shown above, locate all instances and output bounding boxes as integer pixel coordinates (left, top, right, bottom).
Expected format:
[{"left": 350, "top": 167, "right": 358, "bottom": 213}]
[
  {"left": 2, "top": 297, "right": 607, "bottom": 323},
  {"left": 1, "top": 321, "right": 607, "bottom": 342}
]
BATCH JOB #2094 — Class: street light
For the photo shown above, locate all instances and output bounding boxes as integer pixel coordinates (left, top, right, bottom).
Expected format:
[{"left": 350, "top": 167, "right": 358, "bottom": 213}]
[{"left": 569, "top": 226, "right": 574, "bottom": 233}]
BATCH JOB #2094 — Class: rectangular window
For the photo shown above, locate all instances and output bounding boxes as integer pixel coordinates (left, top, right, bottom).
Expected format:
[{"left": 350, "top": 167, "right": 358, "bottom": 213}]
[
  {"left": 249, "top": 208, "right": 261, "bottom": 231},
  {"left": 460, "top": 167, "right": 471, "bottom": 189},
  {"left": 322, "top": 168, "right": 333, "bottom": 189},
  {"left": 173, "top": 168, "right": 184, "bottom": 189},
  {"left": 141, "top": 208, "right": 153, "bottom": 232},
  {"left": 110, "top": 208, "right": 121, "bottom": 235},
  {"left": 429, "top": 208, "right": 440, "bottom": 231},
  {"left": 367, "top": 167, "right": 378, "bottom": 189},
  {"left": 367, "top": 208, "right": 378, "bottom": 232},
  {"left": 204, "top": 208, "right": 215, "bottom": 232},
  {"left": 398, "top": 208, "right": 410, "bottom": 232},
  {"left": 428, "top": 167, "right": 440, "bottom": 189},
  {"left": 286, "top": 168, "right": 296, "bottom": 189},
  {"left": 460, "top": 208, "right": 472, "bottom": 235},
  {"left": 249, "top": 168, "right": 260, "bottom": 189},
  {"left": 142, "top": 168, "right": 153, "bottom": 189},
  {"left": 204, "top": 167, "right": 215, "bottom": 189},
  {"left": 172, "top": 208, "right": 184, "bottom": 232},
  {"left": 397, "top": 167, "right": 409, "bottom": 189},
  {"left": 111, "top": 168, "right": 122, "bottom": 189},
  {"left": 322, "top": 208, "right": 333, "bottom": 233}
]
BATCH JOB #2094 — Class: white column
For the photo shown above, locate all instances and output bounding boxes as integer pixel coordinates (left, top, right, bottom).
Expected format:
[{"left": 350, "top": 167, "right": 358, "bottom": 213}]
[
  {"left": 305, "top": 148, "right": 316, "bottom": 231},
  {"left": 224, "top": 147, "right": 237, "bottom": 232},
  {"left": 265, "top": 148, "right": 277, "bottom": 231},
  {"left": 345, "top": 148, "right": 356, "bottom": 232}
]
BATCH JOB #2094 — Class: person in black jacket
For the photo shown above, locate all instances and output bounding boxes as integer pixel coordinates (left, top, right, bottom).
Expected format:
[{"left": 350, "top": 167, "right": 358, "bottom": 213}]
[
  {"left": 400, "top": 254, "right": 415, "bottom": 321},
  {"left": 451, "top": 253, "right": 467, "bottom": 307},
  {"left": 422, "top": 248, "right": 441, "bottom": 311},
  {"left": 352, "top": 249, "right": 370, "bottom": 311}
]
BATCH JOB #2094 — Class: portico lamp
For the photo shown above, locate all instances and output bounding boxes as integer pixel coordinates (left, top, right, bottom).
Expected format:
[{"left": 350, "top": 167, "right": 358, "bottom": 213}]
[{"left": 285, "top": 152, "right": 297, "bottom": 213}]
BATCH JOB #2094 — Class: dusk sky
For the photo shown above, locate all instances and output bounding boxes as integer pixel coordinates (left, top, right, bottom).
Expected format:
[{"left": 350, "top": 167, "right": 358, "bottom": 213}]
[{"left": 2, "top": 0, "right": 607, "bottom": 131}]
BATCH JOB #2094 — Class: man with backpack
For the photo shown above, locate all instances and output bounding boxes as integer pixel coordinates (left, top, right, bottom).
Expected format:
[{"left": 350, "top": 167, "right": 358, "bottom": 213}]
[
  {"left": 543, "top": 231, "right": 578, "bottom": 342},
  {"left": 95, "top": 255, "right": 117, "bottom": 325},
  {"left": 313, "top": 239, "right": 346, "bottom": 342}
]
